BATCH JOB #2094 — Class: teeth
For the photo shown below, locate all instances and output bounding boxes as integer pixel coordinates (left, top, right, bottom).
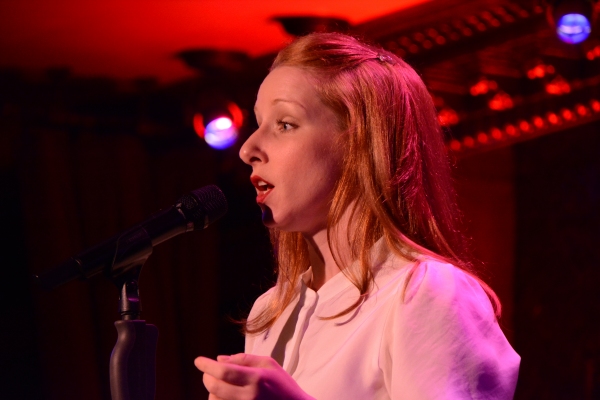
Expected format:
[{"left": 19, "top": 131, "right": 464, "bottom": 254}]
[{"left": 257, "top": 180, "right": 270, "bottom": 191}]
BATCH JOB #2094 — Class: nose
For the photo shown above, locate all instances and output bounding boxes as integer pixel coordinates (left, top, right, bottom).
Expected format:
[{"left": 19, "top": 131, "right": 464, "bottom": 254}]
[{"left": 239, "top": 129, "right": 267, "bottom": 165}]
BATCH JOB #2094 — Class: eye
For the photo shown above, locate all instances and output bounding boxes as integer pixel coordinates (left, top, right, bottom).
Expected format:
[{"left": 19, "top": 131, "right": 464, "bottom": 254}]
[{"left": 276, "top": 120, "right": 296, "bottom": 131}]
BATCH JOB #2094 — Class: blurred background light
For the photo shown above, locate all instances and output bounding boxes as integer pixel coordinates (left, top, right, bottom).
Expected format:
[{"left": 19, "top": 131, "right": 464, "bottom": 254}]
[
  {"left": 204, "top": 117, "right": 238, "bottom": 150},
  {"left": 547, "top": 0, "right": 597, "bottom": 44},
  {"left": 556, "top": 13, "right": 591, "bottom": 43},
  {"left": 192, "top": 101, "right": 243, "bottom": 150}
]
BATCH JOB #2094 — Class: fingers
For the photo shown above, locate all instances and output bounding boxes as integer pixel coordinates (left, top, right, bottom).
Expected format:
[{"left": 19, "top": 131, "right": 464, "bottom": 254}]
[
  {"left": 203, "top": 372, "right": 252, "bottom": 400},
  {"left": 195, "top": 356, "right": 256, "bottom": 386},
  {"left": 218, "top": 353, "right": 280, "bottom": 369}
]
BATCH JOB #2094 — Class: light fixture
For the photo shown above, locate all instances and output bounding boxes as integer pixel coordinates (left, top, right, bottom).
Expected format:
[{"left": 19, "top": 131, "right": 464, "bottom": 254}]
[
  {"left": 193, "top": 102, "right": 244, "bottom": 150},
  {"left": 546, "top": 0, "right": 598, "bottom": 44}
]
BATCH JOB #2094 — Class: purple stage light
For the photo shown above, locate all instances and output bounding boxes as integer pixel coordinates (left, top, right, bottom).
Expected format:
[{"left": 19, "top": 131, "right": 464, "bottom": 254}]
[
  {"left": 204, "top": 117, "right": 238, "bottom": 150},
  {"left": 556, "top": 13, "right": 591, "bottom": 43}
]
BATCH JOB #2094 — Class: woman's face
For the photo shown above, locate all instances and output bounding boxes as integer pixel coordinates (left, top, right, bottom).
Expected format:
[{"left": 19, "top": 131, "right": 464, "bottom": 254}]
[{"left": 239, "top": 66, "right": 344, "bottom": 235}]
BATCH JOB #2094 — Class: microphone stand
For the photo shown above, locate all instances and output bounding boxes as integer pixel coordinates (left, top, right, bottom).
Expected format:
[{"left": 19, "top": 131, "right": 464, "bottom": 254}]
[{"left": 108, "top": 228, "right": 159, "bottom": 400}]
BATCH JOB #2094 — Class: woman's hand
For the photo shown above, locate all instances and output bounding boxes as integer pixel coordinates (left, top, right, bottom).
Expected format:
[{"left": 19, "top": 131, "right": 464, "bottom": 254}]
[{"left": 195, "top": 353, "right": 315, "bottom": 400}]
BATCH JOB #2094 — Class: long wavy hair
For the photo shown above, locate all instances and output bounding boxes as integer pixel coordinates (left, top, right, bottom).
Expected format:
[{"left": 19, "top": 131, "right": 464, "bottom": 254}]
[{"left": 244, "top": 32, "right": 500, "bottom": 334}]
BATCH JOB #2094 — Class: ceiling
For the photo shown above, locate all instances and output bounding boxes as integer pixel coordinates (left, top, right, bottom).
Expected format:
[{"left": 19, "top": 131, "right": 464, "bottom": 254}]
[{"left": 0, "top": 0, "right": 430, "bottom": 83}]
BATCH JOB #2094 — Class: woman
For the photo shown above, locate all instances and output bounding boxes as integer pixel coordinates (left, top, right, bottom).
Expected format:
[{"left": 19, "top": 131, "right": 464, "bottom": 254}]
[{"left": 195, "top": 32, "right": 520, "bottom": 399}]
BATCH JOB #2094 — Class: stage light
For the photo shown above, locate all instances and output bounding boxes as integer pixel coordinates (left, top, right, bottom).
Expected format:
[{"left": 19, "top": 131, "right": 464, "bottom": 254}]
[
  {"left": 547, "top": 0, "right": 597, "bottom": 44},
  {"left": 463, "top": 136, "right": 475, "bottom": 148},
  {"left": 437, "top": 107, "right": 460, "bottom": 126},
  {"left": 491, "top": 127, "right": 503, "bottom": 140},
  {"left": 546, "top": 75, "right": 571, "bottom": 94},
  {"left": 204, "top": 117, "right": 238, "bottom": 150},
  {"left": 557, "top": 14, "right": 591, "bottom": 43},
  {"left": 488, "top": 91, "right": 514, "bottom": 110},
  {"left": 470, "top": 78, "right": 498, "bottom": 96},
  {"left": 192, "top": 102, "right": 244, "bottom": 150},
  {"left": 449, "top": 139, "right": 461, "bottom": 151}
]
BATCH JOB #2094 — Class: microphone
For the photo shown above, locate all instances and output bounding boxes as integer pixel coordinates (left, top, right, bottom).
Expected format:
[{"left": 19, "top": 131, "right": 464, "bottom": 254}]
[{"left": 35, "top": 185, "right": 228, "bottom": 290}]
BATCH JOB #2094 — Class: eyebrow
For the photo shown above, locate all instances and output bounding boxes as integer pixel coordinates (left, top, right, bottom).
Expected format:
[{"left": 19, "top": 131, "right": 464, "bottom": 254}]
[
  {"left": 272, "top": 98, "right": 307, "bottom": 111},
  {"left": 253, "top": 98, "right": 307, "bottom": 116}
]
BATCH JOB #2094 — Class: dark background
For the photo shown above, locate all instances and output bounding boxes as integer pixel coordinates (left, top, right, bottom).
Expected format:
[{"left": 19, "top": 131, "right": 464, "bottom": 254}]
[{"left": 2, "top": 0, "right": 600, "bottom": 398}]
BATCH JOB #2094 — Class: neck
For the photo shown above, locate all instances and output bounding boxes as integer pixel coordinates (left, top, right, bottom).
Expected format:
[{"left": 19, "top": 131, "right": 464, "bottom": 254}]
[{"left": 303, "top": 215, "right": 352, "bottom": 291}]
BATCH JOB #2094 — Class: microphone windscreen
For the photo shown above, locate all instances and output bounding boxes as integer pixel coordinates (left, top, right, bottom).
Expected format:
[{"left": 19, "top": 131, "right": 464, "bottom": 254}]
[{"left": 178, "top": 185, "right": 228, "bottom": 229}]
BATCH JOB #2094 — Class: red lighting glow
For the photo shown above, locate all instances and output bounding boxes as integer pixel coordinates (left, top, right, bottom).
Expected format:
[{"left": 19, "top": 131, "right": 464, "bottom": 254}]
[
  {"left": 463, "top": 136, "right": 475, "bottom": 147},
  {"left": 193, "top": 113, "right": 205, "bottom": 138},
  {"left": 518, "top": 120, "right": 531, "bottom": 132},
  {"left": 560, "top": 108, "right": 574, "bottom": 121},
  {"left": 545, "top": 75, "right": 571, "bottom": 95},
  {"left": 438, "top": 107, "right": 460, "bottom": 125},
  {"left": 575, "top": 104, "right": 589, "bottom": 116},
  {"left": 477, "top": 132, "right": 488, "bottom": 143},
  {"left": 491, "top": 127, "right": 503, "bottom": 140},
  {"left": 488, "top": 91, "right": 513, "bottom": 110},
  {"left": 526, "top": 63, "right": 555, "bottom": 79},
  {"left": 505, "top": 124, "right": 518, "bottom": 137},
  {"left": 227, "top": 102, "right": 244, "bottom": 128},
  {"left": 470, "top": 78, "right": 498, "bottom": 96},
  {"left": 449, "top": 139, "right": 461, "bottom": 151},
  {"left": 547, "top": 112, "right": 560, "bottom": 125},
  {"left": 533, "top": 116, "right": 544, "bottom": 128},
  {"left": 591, "top": 99, "right": 600, "bottom": 112},
  {"left": 586, "top": 46, "right": 600, "bottom": 60}
]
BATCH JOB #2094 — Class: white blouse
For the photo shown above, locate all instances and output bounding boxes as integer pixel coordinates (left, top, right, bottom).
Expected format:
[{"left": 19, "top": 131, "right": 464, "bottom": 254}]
[{"left": 245, "top": 242, "right": 520, "bottom": 399}]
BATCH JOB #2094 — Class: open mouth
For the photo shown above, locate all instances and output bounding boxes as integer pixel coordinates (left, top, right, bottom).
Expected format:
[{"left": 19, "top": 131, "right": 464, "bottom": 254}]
[{"left": 250, "top": 175, "right": 274, "bottom": 203}]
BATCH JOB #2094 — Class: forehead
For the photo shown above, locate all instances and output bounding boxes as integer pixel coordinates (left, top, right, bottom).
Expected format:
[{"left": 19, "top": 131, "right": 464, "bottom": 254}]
[{"left": 255, "top": 66, "right": 320, "bottom": 110}]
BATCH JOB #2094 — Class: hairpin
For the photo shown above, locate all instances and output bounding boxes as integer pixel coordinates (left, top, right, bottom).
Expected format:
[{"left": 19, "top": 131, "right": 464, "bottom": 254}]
[{"left": 376, "top": 53, "right": 395, "bottom": 64}]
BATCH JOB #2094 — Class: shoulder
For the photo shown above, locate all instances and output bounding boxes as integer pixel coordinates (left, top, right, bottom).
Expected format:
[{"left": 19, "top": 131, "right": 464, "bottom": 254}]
[
  {"left": 380, "top": 258, "right": 520, "bottom": 398},
  {"left": 402, "top": 258, "right": 496, "bottom": 318},
  {"left": 247, "top": 286, "right": 277, "bottom": 320}
]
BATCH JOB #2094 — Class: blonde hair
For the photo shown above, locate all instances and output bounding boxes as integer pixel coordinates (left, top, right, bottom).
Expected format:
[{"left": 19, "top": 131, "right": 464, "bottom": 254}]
[{"left": 244, "top": 32, "right": 500, "bottom": 334}]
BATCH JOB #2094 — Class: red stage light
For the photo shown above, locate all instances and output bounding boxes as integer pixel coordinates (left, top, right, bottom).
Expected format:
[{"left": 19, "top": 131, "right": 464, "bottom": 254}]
[
  {"left": 547, "top": 112, "right": 560, "bottom": 125},
  {"left": 561, "top": 108, "right": 574, "bottom": 121},
  {"left": 518, "top": 120, "right": 531, "bottom": 132},
  {"left": 491, "top": 127, "right": 503, "bottom": 140},
  {"left": 477, "top": 132, "right": 488, "bottom": 143},
  {"left": 526, "top": 63, "right": 555, "bottom": 79},
  {"left": 533, "top": 115, "right": 545, "bottom": 128},
  {"left": 449, "top": 139, "right": 461, "bottom": 151},
  {"left": 470, "top": 78, "right": 498, "bottom": 96},
  {"left": 463, "top": 136, "right": 475, "bottom": 147},
  {"left": 193, "top": 113, "right": 205, "bottom": 138},
  {"left": 575, "top": 104, "right": 588, "bottom": 116},
  {"left": 427, "top": 28, "right": 439, "bottom": 38},
  {"left": 488, "top": 91, "right": 513, "bottom": 110},
  {"left": 438, "top": 107, "right": 460, "bottom": 125},
  {"left": 505, "top": 124, "right": 518, "bottom": 136},
  {"left": 591, "top": 99, "right": 600, "bottom": 112},
  {"left": 227, "top": 102, "right": 244, "bottom": 128},
  {"left": 546, "top": 75, "right": 571, "bottom": 94}
]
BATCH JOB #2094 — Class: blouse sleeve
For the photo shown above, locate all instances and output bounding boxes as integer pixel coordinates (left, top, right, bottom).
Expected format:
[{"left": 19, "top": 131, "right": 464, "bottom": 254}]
[{"left": 380, "top": 260, "right": 520, "bottom": 399}]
